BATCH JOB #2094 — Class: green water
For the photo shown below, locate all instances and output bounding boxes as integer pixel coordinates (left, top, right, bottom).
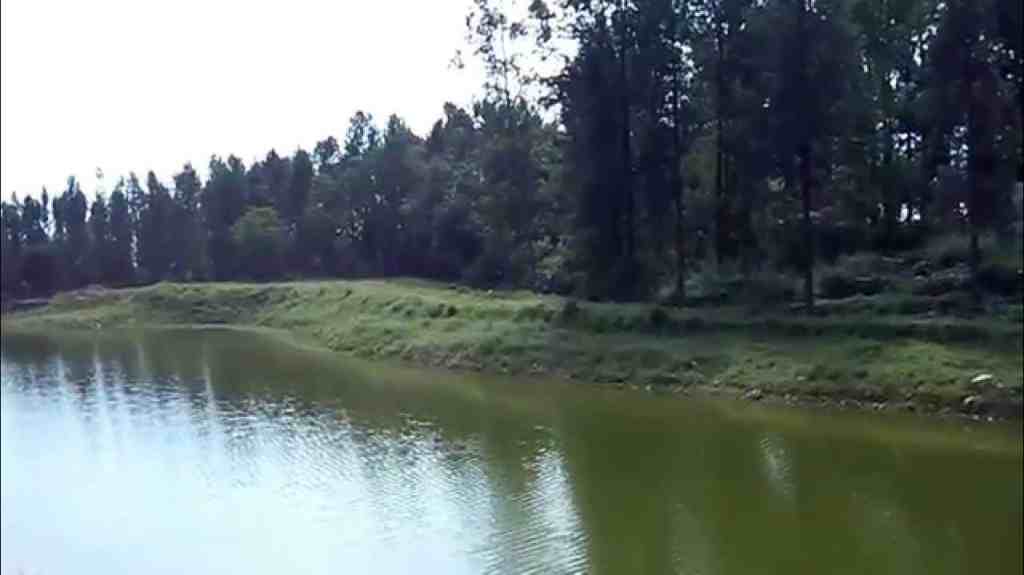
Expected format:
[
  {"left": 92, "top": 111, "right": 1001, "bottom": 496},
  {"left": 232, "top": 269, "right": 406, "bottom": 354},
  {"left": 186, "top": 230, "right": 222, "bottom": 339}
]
[{"left": 1, "top": 328, "right": 1020, "bottom": 574}]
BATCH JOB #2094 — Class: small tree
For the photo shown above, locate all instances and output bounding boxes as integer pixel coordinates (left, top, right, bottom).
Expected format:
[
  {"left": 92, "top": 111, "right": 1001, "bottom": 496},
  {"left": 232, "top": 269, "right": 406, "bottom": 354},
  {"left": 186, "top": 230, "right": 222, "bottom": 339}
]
[
  {"left": 232, "top": 207, "right": 286, "bottom": 280},
  {"left": 108, "top": 183, "right": 135, "bottom": 285},
  {"left": 1, "top": 200, "right": 22, "bottom": 296},
  {"left": 89, "top": 193, "right": 111, "bottom": 283},
  {"left": 172, "top": 163, "right": 206, "bottom": 280}
]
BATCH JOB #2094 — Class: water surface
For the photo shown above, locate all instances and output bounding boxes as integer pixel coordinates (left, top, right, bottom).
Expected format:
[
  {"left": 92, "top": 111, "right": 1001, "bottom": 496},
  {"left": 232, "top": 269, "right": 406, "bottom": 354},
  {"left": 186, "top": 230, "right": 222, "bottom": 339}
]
[{"left": 2, "top": 328, "right": 1021, "bottom": 574}]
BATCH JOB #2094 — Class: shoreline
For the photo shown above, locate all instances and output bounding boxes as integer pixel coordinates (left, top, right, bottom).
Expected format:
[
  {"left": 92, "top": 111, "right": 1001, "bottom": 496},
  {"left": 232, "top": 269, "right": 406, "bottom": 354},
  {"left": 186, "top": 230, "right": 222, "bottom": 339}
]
[{"left": 3, "top": 280, "right": 1022, "bottom": 421}]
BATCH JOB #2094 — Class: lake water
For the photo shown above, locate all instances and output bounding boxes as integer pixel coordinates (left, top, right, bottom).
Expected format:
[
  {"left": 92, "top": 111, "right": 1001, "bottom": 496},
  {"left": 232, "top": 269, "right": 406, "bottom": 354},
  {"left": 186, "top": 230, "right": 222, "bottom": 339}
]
[{"left": 1, "top": 328, "right": 1021, "bottom": 574}]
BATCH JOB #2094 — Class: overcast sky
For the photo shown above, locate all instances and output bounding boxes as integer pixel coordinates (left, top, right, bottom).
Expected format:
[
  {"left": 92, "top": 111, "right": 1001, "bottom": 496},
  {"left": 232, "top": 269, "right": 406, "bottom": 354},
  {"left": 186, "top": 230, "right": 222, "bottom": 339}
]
[{"left": 1, "top": 0, "right": 485, "bottom": 199}]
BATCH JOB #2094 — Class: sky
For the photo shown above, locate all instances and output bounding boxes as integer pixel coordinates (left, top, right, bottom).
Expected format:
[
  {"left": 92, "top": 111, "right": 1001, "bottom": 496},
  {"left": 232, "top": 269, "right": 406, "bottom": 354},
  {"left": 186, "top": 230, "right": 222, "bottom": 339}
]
[{"left": 1, "top": 0, "right": 485, "bottom": 199}]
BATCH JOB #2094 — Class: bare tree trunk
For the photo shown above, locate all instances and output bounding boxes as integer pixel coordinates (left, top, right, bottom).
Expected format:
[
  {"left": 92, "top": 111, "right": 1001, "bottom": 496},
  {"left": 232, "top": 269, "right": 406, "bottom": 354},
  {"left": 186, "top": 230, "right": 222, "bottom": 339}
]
[
  {"left": 714, "top": 12, "right": 727, "bottom": 268},
  {"left": 670, "top": 0, "right": 686, "bottom": 302},
  {"left": 800, "top": 147, "right": 815, "bottom": 309},
  {"left": 797, "top": 0, "right": 814, "bottom": 309},
  {"left": 963, "top": 23, "right": 982, "bottom": 301},
  {"left": 673, "top": 78, "right": 686, "bottom": 301},
  {"left": 618, "top": 0, "right": 635, "bottom": 295},
  {"left": 882, "top": 119, "right": 897, "bottom": 247}
]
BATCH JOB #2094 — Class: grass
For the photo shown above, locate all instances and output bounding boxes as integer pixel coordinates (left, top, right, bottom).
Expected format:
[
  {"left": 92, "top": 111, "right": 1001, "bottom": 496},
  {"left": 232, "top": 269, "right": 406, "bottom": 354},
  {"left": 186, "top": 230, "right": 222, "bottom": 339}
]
[{"left": 3, "top": 279, "right": 1022, "bottom": 416}]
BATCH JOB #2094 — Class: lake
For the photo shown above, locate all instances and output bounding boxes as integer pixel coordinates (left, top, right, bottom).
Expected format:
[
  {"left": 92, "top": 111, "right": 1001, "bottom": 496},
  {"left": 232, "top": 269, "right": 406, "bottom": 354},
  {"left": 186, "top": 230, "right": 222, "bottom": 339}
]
[{"left": 1, "top": 328, "right": 1021, "bottom": 574}]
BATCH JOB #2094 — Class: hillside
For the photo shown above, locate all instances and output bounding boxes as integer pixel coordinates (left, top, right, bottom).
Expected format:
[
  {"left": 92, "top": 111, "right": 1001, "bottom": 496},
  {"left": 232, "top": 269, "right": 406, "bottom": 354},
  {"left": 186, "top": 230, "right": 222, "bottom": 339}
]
[{"left": 4, "top": 279, "right": 1021, "bottom": 419}]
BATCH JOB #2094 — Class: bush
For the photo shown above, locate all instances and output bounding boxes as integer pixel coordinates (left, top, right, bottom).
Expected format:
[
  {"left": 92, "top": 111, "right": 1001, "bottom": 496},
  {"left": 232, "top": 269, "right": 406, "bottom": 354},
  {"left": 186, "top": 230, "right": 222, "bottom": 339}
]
[
  {"left": 682, "top": 316, "right": 707, "bottom": 330},
  {"left": 19, "top": 245, "right": 60, "bottom": 295},
  {"left": 232, "top": 207, "right": 286, "bottom": 280},
  {"left": 738, "top": 273, "right": 797, "bottom": 305},
  {"left": 913, "top": 269, "right": 969, "bottom": 296},
  {"left": 873, "top": 222, "right": 930, "bottom": 252},
  {"left": 923, "top": 235, "right": 969, "bottom": 268},
  {"left": 936, "top": 292, "right": 979, "bottom": 315},
  {"left": 532, "top": 246, "right": 576, "bottom": 295},
  {"left": 837, "top": 252, "right": 907, "bottom": 276},
  {"left": 977, "top": 262, "right": 1022, "bottom": 296},
  {"left": 1009, "top": 305, "right": 1023, "bottom": 323},
  {"left": 535, "top": 269, "right": 575, "bottom": 296},
  {"left": 921, "top": 234, "right": 1001, "bottom": 269},
  {"left": 679, "top": 266, "right": 745, "bottom": 304},
  {"left": 682, "top": 269, "right": 797, "bottom": 306},
  {"left": 893, "top": 297, "right": 934, "bottom": 315},
  {"left": 817, "top": 223, "right": 870, "bottom": 263},
  {"left": 560, "top": 299, "right": 582, "bottom": 322},
  {"left": 649, "top": 306, "right": 671, "bottom": 329},
  {"left": 819, "top": 271, "right": 886, "bottom": 299},
  {"left": 683, "top": 269, "right": 731, "bottom": 305},
  {"left": 515, "top": 304, "right": 552, "bottom": 322},
  {"left": 465, "top": 247, "right": 508, "bottom": 289}
]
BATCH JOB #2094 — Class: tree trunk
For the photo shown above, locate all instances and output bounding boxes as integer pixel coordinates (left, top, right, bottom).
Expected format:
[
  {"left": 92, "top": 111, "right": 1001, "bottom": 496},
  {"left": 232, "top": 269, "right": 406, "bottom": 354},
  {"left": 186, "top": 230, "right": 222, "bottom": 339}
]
[
  {"left": 797, "top": 0, "right": 814, "bottom": 309},
  {"left": 737, "top": 181, "right": 755, "bottom": 276},
  {"left": 673, "top": 109, "right": 686, "bottom": 301},
  {"left": 675, "top": 193, "right": 686, "bottom": 298},
  {"left": 963, "top": 23, "right": 982, "bottom": 300},
  {"left": 800, "top": 144, "right": 815, "bottom": 310},
  {"left": 618, "top": 0, "right": 635, "bottom": 295},
  {"left": 714, "top": 15, "right": 727, "bottom": 267},
  {"left": 671, "top": 0, "right": 686, "bottom": 302},
  {"left": 882, "top": 117, "right": 897, "bottom": 247}
]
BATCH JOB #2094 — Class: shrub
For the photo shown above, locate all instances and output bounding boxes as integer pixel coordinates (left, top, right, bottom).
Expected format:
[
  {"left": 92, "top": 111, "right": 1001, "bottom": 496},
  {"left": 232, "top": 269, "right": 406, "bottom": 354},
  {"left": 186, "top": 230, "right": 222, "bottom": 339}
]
[
  {"left": 682, "top": 317, "right": 706, "bottom": 330},
  {"left": 921, "top": 234, "right": 1001, "bottom": 269},
  {"left": 231, "top": 207, "right": 286, "bottom": 280},
  {"left": 819, "top": 271, "right": 856, "bottom": 299},
  {"left": 924, "top": 235, "right": 969, "bottom": 268},
  {"left": 818, "top": 223, "right": 870, "bottom": 263},
  {"left": 19, "top": 245, "right": 60, "bottom": 295},
  {"left": 819, "top": 271, "right": 886, "bottom": 299},
  {"left": 873, "top": 222, "right": 930, "bottom": 252},
  {"left": 1009, "top": 305, "right": 1023, "bottom": 323},
  {"left": 837, "top": 252, "right": 908, "bottom": 276},
  {"left": 683, "top": 269, "right": 730, "bottom": 305},
  {"left": 649, "top": 306, "right": 671, "bottom": 329},
  {"left": 515, "top": 304, "right": 551, "bottom": 322},
  {"left": 858, "top": 276, "right": 887, "bottom": 296},
  {"left": 738, "top": 272, "right": 797, "bottom": 305},
  {"left": 588, "top": 315, "right": 613, "bottom": 333},
  {"left": 913, "top": 270, "right": 968, "bottom": 296},
  {"left": 977, "top": 262, "right": 1022, "bottom": 296},
  {"left": 533, "top": 248, "right": 576, "bottom": 295},
  {"left": 894, "top": 297, "right": 933, "bottom": 315},
  {"left": 560, "top": 299, "right": 582, "bottom": 322},
  {"left": 936, "top": 292, "right": 978, "bottom": 315}
]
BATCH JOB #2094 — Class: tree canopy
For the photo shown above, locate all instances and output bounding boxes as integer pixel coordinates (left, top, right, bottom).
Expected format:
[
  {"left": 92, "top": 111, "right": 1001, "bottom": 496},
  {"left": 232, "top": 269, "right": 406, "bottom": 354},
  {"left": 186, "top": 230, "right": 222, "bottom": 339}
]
[{"left": 1, "top": 0, "right": 1020, "bottom": 305}]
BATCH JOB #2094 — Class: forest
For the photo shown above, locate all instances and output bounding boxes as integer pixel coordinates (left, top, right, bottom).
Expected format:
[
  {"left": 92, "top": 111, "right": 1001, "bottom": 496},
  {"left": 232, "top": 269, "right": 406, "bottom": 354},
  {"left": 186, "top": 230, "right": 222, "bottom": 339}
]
[{"left": 2, "top": 0, "right": 1021, "bottom": 307}]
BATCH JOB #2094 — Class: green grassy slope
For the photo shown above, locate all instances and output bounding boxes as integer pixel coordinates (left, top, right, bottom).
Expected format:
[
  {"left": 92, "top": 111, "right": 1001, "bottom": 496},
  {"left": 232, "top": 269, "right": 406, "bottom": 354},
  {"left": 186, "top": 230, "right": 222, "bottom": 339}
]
[{"left": 4, "top": 280, "right": 1022, "bottom": 417}]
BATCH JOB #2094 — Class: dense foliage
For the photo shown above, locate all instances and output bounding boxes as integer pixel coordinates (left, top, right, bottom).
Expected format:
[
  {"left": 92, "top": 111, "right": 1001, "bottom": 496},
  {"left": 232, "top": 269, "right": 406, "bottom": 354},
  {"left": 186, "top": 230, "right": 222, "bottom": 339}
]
[{"left": 2, "top": 0, "right": 1021, "bottom": 304}]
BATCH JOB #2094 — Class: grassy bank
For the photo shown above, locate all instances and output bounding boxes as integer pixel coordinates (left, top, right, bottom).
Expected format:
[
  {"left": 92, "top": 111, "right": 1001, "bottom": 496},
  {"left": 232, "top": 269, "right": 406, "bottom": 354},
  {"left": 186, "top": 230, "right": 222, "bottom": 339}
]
[{"left": 3, "top": 280, "right": 1022, "bottom": 418}]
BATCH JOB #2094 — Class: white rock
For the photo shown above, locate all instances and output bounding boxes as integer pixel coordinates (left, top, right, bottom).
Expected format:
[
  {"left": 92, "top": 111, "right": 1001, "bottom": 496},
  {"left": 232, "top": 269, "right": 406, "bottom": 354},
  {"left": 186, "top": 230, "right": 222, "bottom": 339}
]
[{"left": 970, "top": 373, "right": 995, "bottom": 386}]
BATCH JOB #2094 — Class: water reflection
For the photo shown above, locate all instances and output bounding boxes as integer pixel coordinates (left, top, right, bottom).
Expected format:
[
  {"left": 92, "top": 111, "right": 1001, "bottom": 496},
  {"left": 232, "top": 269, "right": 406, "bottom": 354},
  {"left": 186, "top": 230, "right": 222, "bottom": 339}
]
[{"left": 1, "top": 329, "right": 1021, "bottom": 575}]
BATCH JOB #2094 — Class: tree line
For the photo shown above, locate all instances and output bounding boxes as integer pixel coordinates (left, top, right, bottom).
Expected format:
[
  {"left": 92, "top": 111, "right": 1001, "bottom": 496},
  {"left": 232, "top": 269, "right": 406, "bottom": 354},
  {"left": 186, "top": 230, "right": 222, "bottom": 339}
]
[{"left": 2, "top": 0, "right": 1021, "bottom": 304}]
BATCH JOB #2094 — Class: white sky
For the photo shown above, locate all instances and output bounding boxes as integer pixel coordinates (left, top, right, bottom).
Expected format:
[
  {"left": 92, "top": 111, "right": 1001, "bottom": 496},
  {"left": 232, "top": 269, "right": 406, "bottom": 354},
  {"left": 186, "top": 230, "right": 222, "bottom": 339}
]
[{"left": 1, "top": 0, "right": 485, "bottom": 198}]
